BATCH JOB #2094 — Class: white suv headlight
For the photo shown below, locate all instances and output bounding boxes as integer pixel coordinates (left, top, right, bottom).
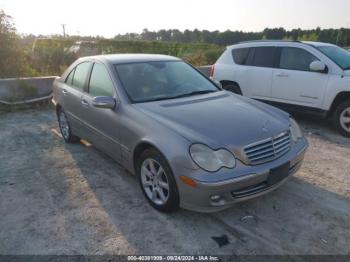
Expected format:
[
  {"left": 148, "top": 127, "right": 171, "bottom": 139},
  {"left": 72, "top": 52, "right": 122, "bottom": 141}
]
[
  {"left": 190, "top": 144, "right": 236, "bottom": 172},
  {"left": 289, "top": 118, "right": 303, "bottom": 142}
]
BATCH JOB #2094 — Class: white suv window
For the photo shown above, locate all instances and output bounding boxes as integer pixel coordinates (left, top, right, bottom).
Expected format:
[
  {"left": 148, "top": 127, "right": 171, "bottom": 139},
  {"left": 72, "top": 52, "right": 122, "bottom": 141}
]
[
  {"left": 279, "top": 47, "right": 319, "bottom": 72},
  {"left": 249, "top": 47, "right": 276, "bottom": 68},
  {"left": 232, "top": 48, "right": 250, "bottom": 65},
  {"left": 232, "top": 47, "right": 277, "bottom": 68}
]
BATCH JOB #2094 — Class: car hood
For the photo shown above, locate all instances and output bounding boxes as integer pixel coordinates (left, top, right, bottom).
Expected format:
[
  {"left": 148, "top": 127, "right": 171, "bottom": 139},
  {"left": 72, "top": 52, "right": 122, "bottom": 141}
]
[{"left": 135, "top": 91, "right": 290, "bottom": 152}]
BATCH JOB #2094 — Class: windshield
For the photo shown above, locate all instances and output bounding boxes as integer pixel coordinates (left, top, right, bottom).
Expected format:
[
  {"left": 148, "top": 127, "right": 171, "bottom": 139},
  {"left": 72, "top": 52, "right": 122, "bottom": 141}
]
[
  {"left": 115, "top": 61, "right": 219, "bottom": 103},
  {"left": 316, "top": 45, "right": 350, "bottom": 70}
]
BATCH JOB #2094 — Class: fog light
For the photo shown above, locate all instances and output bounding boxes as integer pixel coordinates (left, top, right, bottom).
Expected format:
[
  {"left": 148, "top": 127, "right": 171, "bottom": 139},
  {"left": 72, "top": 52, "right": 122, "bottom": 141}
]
[
  {"left": 210, "top": 195, "right": 221, "bottom": 202},
  {"left": 210, "top": 194, "right": 225, "bottom": 207}
]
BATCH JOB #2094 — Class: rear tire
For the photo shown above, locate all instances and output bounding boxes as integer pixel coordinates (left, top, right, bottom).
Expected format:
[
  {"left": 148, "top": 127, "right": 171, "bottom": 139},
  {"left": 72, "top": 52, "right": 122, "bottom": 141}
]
[
  {"left": 137, "top": 148, "right": 179, "bottom": 212},
  {"left": 332, "top": 100, "right": 350, "bottom": 137},
  {"left": 57, "top": 107, "right": 80, "bottom": 143},
  {"left": 222, "top": 83, "right": 242, "bottom": 95}
]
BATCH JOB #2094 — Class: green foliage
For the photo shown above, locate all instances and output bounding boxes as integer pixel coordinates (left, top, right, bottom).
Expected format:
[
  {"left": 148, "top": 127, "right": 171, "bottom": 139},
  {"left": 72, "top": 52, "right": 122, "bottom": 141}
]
[
  {"left": 16, "top": 29, "right": 350, "bottom": 77},
  {"left": 31, "top": 38, "right": 77, "bottom": 75},
  {"left": 115, "top": 28, "right": 350, "bottom": 47},
  {"left": 97, "top": 39, "right": 224, "bottom": 65},
  {"left": 0, "top": 9, "right": 42, "bottom": 78},
  {"left": 263, "top": 28, "right": 286, "bottom": 40},
  {"left": 0, "top": 10, "right": 23, "bottom": 78}
]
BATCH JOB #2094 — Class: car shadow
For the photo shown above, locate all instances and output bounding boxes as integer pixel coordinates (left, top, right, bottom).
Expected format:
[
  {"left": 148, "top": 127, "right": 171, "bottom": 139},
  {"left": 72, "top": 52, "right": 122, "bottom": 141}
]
[
  {"left": 291, "top": 113, "right": 350, "bottom": 149},
  {"left": 2, "top": 109, "right": 349, "bottom": 255},
  {"left": 63, "top": 140, "right": 350, "bottom": 255}
]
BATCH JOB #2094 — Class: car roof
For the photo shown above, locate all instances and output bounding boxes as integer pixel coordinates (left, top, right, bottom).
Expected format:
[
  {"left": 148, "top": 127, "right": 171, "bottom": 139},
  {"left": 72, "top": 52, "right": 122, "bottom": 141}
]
[
  {"left": 227, "top": 40, "right": 336, "bottom": 49},
  {"left": 302, "top": 41, "right": 335, "bottom": 47},
  {"left": 81, "top": 54, "right": 181, "bottom": 64}
]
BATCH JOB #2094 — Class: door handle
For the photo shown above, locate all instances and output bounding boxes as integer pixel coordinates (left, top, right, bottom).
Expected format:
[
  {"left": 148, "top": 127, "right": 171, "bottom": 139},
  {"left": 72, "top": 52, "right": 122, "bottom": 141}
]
[
  {"left": 62, "top": 89, "right": 68, "bottom": 95},
  {"left": 81, "top": 99, "right": 89, "bottom": 107},
  {"left": 276, "top": 72, "right": 289, "bottom": 77}
]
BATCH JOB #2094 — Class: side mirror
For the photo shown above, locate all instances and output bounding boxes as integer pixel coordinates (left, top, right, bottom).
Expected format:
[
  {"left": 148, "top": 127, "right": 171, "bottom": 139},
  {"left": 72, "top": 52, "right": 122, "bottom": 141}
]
[
  {"left": 310, "top": 61, "right": 327, "bottom": 73},
  {"left": 92, "top": 96, "right": 116, "bottom": 109}
]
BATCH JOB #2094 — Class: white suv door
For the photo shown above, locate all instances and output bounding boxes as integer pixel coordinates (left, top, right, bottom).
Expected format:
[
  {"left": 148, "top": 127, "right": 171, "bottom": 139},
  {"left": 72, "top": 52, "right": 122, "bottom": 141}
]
[
  {"left": 271, "top": 47, "right": 329, "bottom": 108},
  {"left": 233, "top": 46, "right": 277, "bottom": 99}
]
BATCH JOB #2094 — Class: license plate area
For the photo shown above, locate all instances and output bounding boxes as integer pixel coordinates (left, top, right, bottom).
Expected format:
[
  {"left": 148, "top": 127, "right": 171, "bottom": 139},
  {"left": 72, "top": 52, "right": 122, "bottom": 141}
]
[{"left": 268, "top": 162, "right": 290, "bottom": 186}]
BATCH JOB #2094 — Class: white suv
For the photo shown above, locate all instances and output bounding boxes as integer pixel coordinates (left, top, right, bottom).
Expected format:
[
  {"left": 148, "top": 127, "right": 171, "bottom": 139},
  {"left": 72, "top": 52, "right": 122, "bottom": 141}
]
[{"left": 212, "top": 41, "right": 350, "bottom": 137}]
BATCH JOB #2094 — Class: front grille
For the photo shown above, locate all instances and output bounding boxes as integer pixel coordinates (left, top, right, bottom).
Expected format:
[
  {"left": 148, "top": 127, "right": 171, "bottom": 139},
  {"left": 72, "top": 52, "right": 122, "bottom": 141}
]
[{"left": 243, "top": 131, "right": 291, "bottom": 165}]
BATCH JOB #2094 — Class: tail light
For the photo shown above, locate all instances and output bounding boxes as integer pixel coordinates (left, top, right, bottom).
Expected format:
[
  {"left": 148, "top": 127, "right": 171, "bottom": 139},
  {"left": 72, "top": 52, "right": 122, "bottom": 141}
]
[{"left": 210, "top": 64, "right": 215, "bottom": 79}]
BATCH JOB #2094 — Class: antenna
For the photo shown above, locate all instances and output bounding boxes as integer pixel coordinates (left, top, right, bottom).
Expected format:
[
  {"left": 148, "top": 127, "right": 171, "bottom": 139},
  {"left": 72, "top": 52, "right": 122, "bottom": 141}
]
[{"left": 61, "top": 24, "right": 66, "bottom": 37}]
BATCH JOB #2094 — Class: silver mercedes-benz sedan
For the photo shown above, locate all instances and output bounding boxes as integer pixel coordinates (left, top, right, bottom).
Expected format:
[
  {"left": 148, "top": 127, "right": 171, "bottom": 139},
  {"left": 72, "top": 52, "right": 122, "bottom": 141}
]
[{"left": 52, "top": 54, "right": 308, "bottom": 212}]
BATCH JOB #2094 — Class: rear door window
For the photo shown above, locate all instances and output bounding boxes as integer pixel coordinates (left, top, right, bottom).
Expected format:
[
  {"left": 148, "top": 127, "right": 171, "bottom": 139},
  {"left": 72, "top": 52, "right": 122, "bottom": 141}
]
[
  {"left": 279, "top": 47, "right": 319, "bottom": 71},
  {"left": 72, "top": 62, "right": 92, "bottom": 91},
  {"left": 248, "top": 47, "right": 277, "bottom": 68}
]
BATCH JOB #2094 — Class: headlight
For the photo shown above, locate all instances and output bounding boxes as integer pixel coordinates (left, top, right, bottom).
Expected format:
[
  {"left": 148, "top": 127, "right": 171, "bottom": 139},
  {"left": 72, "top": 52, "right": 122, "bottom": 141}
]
[
  {"left": 289, "top": 118, "right": 303, "bottom": 142},
  {"left": 190, "top": 144, "right": 236, "bottom": 172}
]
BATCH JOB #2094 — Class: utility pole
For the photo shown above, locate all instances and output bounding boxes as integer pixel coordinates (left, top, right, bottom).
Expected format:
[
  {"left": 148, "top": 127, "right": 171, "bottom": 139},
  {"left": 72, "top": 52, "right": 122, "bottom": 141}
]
[
  {"left": 61, "top": 24, "right": 66, "bottom": 38},
  {"left": 336, "top": 30, "right": 340, "bottom": 45}
]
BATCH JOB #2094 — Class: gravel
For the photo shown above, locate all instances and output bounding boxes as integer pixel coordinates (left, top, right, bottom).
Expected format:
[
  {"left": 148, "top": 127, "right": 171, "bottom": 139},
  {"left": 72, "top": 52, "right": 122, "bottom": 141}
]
[{"left": 0, "top": 108, "right": 349, "bottom": 255}]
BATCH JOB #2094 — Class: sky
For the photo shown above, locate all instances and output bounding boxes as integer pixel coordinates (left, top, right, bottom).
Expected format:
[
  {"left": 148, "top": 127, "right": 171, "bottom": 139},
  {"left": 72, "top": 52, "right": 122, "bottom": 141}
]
[{"left": 1, "top": 0, "right": 350, "bottom": 37}]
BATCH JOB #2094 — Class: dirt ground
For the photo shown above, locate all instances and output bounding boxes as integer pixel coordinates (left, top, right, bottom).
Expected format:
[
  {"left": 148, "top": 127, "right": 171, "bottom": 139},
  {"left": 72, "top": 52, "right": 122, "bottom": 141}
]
[{"left": 0, "top": 108, "right": 349, "bottom": 255}]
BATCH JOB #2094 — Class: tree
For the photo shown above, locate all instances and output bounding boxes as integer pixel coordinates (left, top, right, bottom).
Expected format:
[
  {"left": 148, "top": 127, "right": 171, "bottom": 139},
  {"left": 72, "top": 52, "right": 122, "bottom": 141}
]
[
  {"left": 263, "top": 28, "right": 286, "bottom": 40},
  {"left": 157, "top": 29, "right": 171, "bottom": 42},
  {"left": 112, "top": 28, "right": 350, "bottom": 47},
  {"left": 0, "top": 9, "right": 24, "bottom": 78},
  {"left": 141, "top": 28, "right": 157, "bottom": 41}
]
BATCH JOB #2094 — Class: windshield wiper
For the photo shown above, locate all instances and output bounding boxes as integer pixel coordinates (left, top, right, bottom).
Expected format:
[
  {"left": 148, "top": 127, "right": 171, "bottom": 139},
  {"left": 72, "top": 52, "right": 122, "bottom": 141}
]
[
  {"left": 137, "top": 90, "right": 218, "bottom": 103},
  {"left": 169, "top": 90, "right": 217, "bottom": 99}
]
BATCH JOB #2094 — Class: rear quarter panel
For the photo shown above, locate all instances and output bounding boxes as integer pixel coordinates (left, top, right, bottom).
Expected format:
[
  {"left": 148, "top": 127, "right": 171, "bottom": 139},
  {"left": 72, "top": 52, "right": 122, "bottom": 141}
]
[
  {"left": 214, "top": 48, "right": 236, "bottom": 81},
  {"left": 52, "top": 77, "right": 64, "bottom": 108}
]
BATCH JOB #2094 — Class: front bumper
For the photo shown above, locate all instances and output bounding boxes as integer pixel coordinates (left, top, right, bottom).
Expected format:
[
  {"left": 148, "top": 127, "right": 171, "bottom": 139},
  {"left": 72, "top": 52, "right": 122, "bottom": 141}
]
[
  {"left": 51, "top": 98, "right": 57, "bottom": 106},
  {"left": 178, "top": 138, "right": 308, "bottom": 213}
]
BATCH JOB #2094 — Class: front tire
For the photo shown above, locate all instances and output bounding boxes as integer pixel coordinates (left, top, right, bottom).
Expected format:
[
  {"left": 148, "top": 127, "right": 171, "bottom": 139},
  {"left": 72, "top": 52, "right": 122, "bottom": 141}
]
[
  {"left": 137, "top": 148, "right": 179, "bottom": 212},
  {"left": 57, "top": 107, "right": 80, "bottom": 143},
  {"left": 332, "top": 100, "right": 350, "bottom": 137}
]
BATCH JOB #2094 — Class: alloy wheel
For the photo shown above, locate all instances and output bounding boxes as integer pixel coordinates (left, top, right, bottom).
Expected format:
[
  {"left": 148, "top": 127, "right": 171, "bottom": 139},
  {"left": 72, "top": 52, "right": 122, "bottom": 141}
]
[
  {"left": 59, "top": 111, "right": 70, "bottom": 140},
  {"left": 340, "top": 107, "right": 350, "bottom": 132},
  {"left": 140, "top": 158, "right": 170, "bottom": 205}
]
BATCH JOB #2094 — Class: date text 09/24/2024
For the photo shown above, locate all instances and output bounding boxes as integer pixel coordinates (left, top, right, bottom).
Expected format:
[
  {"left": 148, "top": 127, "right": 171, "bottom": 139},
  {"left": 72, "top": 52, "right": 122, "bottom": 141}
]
[{"left": 127, "top": 255, "right": 219, "bottom": 261}]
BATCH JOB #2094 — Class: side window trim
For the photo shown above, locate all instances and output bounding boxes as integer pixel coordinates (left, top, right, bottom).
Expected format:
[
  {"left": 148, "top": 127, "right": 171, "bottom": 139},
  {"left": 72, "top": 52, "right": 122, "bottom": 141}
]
[
  {"left": 87, "top": 63, "right": 93, "bottom": 94},
  {"left": 274, "top": 47, "right": 282, "bottom": 68},
  {"left": 65, "top": 67, "right": 76, "bottom": 86},
  {"left": 85, "top": 62, "right": 94, "bottom": 93},
  {"left": 246, "top": 48, "right": 255, "bottom": 66}
]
